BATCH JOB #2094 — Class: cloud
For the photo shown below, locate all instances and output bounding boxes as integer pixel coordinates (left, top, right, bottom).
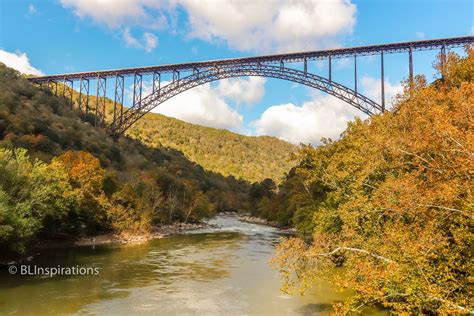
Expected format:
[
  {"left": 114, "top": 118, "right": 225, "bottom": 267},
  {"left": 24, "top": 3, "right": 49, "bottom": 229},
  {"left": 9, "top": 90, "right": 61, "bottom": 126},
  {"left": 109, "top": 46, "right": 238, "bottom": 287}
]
[
  {"left": 59, "top": 0, "right": 167, "bottom": 29},
  {"left": 27, "top": 4, "right": 37, "bottom": 15},
  {"left": 125, "top": 76, "right": 267, "bottom": 130},
  {"left": 415, "top": 32, "right": 426, "bottom": 39},
  {"left": 123, "top": 28, "right": 158, "bottom": 52},
  {"left": 178, "top": 0, "right": 356, "bottom": 52},
  {"left": 0, "top": 50, "right": 43, "bottom": 75},
  {"left": 126, "top": 79, "right": 254, "bottom": 131},
  {"left": 251, "top": 75, "right": 402, "bottom": 145},
  {"left": 361, "top": 75, "right": 403, "bottom": 110},
  {"left": 61, "top": 0, "right": 356, "bottom": 53},
  {"left": 252, "top": 93, "right": 364, "bottom": 145},
  {"left": 152, "top": 83, "right": 243, "bottom": 131},
  {"left": 216, "top": 77, "right": 266, "bottom": 105}
]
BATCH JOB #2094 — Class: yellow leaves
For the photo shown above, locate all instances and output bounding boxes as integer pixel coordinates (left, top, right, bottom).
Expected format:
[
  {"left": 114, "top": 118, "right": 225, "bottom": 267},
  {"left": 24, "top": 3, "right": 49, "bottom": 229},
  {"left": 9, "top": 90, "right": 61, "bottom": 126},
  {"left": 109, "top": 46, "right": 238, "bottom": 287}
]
[
  {"left": 271, "top": 48, "right": 474, "bottom": 314},
  {"left": 55, "top": 150, "right": 105, "bottom": 194}
]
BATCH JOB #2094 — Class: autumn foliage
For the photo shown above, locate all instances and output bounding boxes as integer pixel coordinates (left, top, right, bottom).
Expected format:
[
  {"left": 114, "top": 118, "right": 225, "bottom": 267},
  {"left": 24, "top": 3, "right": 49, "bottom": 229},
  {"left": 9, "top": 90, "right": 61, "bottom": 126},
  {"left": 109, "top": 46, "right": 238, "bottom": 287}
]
[
  {"left": 0, "top": 63, "right": 245, "bottom": 259},
  {"left": 270, "top": 49, "right": 473, "bottom": 314}
]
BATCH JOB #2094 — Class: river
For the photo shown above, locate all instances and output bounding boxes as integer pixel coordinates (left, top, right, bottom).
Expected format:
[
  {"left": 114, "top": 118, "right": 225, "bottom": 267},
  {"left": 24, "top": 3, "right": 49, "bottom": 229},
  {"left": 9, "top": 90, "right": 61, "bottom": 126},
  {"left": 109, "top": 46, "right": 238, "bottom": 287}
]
[{"left": 0, "top": 214, "right": 386, "bottom": 315}]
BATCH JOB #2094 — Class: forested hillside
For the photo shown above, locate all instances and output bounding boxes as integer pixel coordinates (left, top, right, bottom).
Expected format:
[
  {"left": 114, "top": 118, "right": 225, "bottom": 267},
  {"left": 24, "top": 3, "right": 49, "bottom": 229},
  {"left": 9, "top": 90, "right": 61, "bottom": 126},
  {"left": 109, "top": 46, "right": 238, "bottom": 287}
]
[
  {"left": 128, "top": 114, "right": 296, "bottom": 183},
  {"left": 25, "top": 78, "right": 296, "bottom": 183},
  {"left": 0, "top": 64, "right": 251, "bottom": 259},
  {"left": 263, "top": 50, "right": 473, "bottom": 314}
]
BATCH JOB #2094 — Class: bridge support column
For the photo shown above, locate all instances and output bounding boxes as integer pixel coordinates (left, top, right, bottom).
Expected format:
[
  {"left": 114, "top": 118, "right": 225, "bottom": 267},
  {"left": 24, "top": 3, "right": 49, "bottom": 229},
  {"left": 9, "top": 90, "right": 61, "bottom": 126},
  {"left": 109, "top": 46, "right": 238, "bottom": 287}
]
[
  {"left": 64, "top": 78, "right": 74, "bottom": 109},
  {"left": 280, "top": 60, "right": 284, "bottom": 70},
  {"left": 408, "top": 46, "right": 414, "bottom": 86},
  {"left": 304, "top": 58, "right": 307, "bottom": 76},
  {"left": 440, "top": 44, "right": 446, "bottom": 80},
  {"left": 78, "top": 77, "right": 89, "bottom": 116},
  {"left": 153, "top": 72, "right": 161, "bottom": 95},
  {"left": 47, "top": 80, "right": 57, "bottom": 96},
  {"left": 328, "top": 55, "right": 332, "bottom": 82},
  {"left": 173, "top": 70, "right": 180, "bottom": 86},
  {"left": 381, "top": 50, "right": 385, "bottom": 112},
  {"left": 62, "top": 78, "right": 67, "bottom": 97},
  {"left": 354, "top": 55, "right": 357, "bottom": 94},
  {"left": 133, "top": 73, "right": 143, "bottom": 108},
  {"left": 95, "top": 76, "right": 106, "bottom": 128},
  {"left": 113, "top": 74, "right": 124, "bottom": 130}
]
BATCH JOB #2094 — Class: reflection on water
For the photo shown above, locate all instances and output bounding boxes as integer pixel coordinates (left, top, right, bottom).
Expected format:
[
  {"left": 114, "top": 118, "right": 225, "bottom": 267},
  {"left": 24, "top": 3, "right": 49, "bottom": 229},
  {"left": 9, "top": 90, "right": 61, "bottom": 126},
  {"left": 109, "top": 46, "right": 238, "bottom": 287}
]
[{"left": 0, "top": 214, "right": 386, "bottom": 315}]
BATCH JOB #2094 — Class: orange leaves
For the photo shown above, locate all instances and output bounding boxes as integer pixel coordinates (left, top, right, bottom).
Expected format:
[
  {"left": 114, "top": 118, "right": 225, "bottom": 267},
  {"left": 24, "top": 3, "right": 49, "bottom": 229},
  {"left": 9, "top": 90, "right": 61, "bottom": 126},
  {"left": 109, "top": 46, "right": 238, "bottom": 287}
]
[
  {"left": 56, "top": 150, "right": 105, "bottom": 194},
  {"left": 271, "top": 49, "right": 474, "bottom": 313}
]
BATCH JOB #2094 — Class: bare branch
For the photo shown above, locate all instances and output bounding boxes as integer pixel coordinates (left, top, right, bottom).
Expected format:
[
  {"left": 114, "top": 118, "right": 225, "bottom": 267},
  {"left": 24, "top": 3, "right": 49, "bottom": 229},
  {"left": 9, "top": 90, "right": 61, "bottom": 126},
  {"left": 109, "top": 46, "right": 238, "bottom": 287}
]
[
  {"left": 316, "top": 247, "right": 394, "bottom": 263},
  {"left": 427, "top": 295, "right": 473, "bottom": 314},
  {"left": 417, "top": 204, "right": 468, "bottom": 215}
]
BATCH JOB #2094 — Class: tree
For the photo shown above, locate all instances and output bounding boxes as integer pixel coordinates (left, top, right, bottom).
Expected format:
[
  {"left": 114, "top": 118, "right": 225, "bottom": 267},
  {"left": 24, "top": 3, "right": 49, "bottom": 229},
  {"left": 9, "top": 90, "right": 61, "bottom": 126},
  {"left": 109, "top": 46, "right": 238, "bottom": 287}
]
[{"left": 271, "top": 49, "right": 474, "bottom": 314}]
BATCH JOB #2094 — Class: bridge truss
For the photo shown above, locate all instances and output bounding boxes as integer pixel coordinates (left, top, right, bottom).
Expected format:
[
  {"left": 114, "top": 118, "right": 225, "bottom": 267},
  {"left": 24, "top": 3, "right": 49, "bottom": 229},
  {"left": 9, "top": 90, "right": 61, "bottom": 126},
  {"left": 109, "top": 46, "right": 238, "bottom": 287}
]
[{"left": 28, "top": 36, "right": 474, "bottom": 137}]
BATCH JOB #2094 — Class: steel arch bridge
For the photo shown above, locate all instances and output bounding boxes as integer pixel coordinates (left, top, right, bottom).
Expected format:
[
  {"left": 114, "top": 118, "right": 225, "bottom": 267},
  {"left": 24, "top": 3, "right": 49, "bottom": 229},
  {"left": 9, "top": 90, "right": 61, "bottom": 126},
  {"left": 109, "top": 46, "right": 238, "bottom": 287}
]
[{"left": 28, "top": 36, "right": 474, "bottom": 138}]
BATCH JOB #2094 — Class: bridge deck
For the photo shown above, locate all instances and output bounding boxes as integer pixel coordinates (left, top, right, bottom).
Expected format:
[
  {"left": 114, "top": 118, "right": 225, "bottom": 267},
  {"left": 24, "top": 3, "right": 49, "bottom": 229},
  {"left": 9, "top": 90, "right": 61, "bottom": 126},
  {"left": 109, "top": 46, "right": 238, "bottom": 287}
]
[{"left": 29, "top": 36, "right": 473, "bottom": 83}]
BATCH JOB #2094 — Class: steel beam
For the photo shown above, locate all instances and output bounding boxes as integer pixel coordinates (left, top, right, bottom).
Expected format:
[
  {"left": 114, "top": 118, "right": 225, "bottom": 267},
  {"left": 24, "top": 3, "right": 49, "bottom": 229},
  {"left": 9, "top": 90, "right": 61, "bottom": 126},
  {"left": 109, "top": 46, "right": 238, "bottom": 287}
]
[
  {"left": 328, "top": 55, "right": 332, "bottom": 82},
  {"left": 109, "top": 64, "right": 383, "bottom": 137},
  {"left": 63, "top": 78, "right": 74, "bottom": 109},
  {"left": 132, "top": 73, "right": 142, "bottom": 108},
  {"left": 95, "top": 76, "right": 106, "bottom": 127},
  {"left": 28, "top": 36, "right": 473, "bottom": 83},
  {"left": 409, "top": 46, "right": 414, "bottom": 84},
  {"left": 62, "top": 78, "right": 67, "bottom": 97},
  {"left": 78, "top": 77, "right": 89, "bottom": 115},
  {"left": 354, "top": 55, "right": 357, "bottom": 94},
  {"left": 113, "top": 74, "right": 124, "bottom": 129},
  {"left": 173, "top": 70, "right": 180, "bottom": 84},
  {"left": 153, "top": 72, "right": 161, "bottom": 95},
  {"left": 440, "top": 44, "right": 446, "bottom": 79},
  {"left": 381, "top": 50, "right": 385, "bottom": 112}
]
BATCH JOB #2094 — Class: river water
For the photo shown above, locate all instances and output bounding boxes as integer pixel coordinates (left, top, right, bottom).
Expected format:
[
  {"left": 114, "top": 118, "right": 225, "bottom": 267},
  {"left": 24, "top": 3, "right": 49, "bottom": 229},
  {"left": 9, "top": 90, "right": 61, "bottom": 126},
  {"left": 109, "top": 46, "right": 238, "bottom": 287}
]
[{"left": 0, "top": 215, "right": 385, "bottom": 315}]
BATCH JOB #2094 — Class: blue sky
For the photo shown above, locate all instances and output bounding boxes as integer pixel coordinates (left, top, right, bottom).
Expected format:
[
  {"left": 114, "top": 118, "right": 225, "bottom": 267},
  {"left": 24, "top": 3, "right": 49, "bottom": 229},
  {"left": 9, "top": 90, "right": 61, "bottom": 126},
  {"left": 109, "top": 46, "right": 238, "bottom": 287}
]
[{"left": 0, "top": 0, "right": 472, "bottom": 144}]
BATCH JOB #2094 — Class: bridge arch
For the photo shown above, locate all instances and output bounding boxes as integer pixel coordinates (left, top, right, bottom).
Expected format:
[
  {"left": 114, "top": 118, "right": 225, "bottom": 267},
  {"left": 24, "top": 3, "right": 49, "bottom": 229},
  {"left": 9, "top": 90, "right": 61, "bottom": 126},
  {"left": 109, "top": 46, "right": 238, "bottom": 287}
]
[{"left": 110, "top": 64, "right": 382, "bottom": 136}]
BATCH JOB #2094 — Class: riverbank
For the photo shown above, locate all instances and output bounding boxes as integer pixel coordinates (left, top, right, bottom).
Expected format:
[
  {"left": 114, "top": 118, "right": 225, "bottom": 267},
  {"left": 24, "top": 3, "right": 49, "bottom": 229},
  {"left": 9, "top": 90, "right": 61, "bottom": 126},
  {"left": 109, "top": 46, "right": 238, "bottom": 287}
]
[
  {"left": 3, "top": 214, "right": 291, "bottom": 265},
  {"left": 1, "top": 222, "right": 212, "bottom": 265},
  {"left": 48, "top": 222, "right": 214, "bottom": 248}
]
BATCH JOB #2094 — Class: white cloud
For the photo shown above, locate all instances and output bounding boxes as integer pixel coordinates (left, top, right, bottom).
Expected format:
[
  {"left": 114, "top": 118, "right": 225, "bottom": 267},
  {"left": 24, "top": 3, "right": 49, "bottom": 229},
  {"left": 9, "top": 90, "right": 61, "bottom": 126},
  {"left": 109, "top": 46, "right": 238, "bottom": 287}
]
[
  {"left": 0, "top": 50, "right": 43, "bottom": 75},
  {"left": 216, "top": 77, "right": 266, "bottom": 105},
  {"left": 59, "top": 0, "right": 167, "bottom": 29},
  {"left": 124, "top": 76, "right": 267, "bottom": 130},
  {"left": 252, "top": 93, "right": 363, "bottom": 145},
  {"left": 27, "top": 4, "right": 37, "bottom": 15},
  {"left": 143, "top": 32, "right": 158, "bottom": 52},
  {"left": 153, "top": 83, "right": 243, "bottom": 130},
  {"left": 415, "top": 32, "right": 426, "bottom": 39},
  {"left": 123, "top": 28, "right": 158, "bottom": 52},
  {"left": 361, "top": 75, "right": 403, "bottom": 110},
  {"left": 61, "top": 0, "right": 356, "bottom": 53},
  {"left": 126, "top": 80, "right": 244, "bottom": 131},
  {"left": 251, "top": 75, "right": 402, "bottom": 145},
  {"left": 178, "top": 0, "right": 356, "bottom": 52}
]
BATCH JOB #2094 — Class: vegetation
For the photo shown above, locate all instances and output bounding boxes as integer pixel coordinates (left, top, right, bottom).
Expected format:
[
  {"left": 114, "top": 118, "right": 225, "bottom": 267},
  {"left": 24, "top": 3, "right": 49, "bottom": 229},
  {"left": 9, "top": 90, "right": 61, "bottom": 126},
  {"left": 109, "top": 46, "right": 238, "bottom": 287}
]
[
  {"left": 53, "top": 82, "right": 295, "bottom": 184},
  {"left": 265, "top": 49, "right": 473, "bottom": 314},
  {"left": 0, "top": 63, "right": 252, "bottom": 259},
  {"left": 128, "top": 114, "right": 296, "bottom": 183}
]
